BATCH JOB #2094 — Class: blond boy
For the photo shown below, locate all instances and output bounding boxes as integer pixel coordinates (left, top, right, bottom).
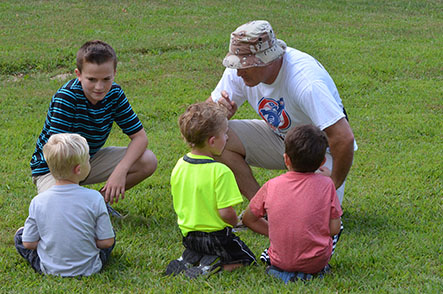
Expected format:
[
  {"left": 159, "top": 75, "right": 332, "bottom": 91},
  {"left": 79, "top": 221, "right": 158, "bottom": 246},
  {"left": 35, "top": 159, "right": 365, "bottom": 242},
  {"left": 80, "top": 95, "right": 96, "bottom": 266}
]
[{"left": 15, "top": 133, "right": 115, "bottom": 276}]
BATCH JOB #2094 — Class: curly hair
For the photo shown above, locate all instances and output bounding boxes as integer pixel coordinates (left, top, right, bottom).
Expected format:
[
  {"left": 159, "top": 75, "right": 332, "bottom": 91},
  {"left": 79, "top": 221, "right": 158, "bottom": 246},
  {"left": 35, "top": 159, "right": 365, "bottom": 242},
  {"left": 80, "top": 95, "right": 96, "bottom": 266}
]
[{"left": 178, "top": 102, "right": 228, "bottom": 148}]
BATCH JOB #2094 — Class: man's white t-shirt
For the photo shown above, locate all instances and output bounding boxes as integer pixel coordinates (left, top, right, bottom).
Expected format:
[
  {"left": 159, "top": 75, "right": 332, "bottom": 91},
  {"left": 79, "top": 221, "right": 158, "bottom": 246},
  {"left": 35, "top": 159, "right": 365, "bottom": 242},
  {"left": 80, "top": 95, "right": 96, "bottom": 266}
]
[{"left": 211, "top": 47, "right": 346, "bottom": 139}]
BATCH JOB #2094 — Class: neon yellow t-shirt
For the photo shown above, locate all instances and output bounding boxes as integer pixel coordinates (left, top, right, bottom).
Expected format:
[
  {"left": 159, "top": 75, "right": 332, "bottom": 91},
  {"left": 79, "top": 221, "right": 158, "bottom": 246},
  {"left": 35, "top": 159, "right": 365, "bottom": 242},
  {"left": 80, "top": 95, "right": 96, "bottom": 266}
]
[{"left": 171, "top": 153, "right": 243, "bottom": 237}]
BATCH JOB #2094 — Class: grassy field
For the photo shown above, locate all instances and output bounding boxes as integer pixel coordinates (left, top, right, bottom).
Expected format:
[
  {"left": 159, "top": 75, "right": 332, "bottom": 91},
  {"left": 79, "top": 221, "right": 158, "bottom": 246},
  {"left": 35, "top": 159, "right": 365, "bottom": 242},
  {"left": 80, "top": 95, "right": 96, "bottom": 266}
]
[{"left": 0, "top": 0, "right": 442, "bottom": 293}]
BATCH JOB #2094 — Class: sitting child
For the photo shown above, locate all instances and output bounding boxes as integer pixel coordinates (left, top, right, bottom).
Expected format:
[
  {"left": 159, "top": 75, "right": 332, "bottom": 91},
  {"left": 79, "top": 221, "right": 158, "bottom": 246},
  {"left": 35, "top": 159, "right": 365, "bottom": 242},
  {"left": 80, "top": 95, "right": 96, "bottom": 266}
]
[
  {"left": 243, "top": 124, "right": 343, "bottom": 283},
  {"left": 15, "top": 133, "right": 115, "bottom": 276},
  {"left": 166, "top": 102, "right": 256, "bottom": 278}
]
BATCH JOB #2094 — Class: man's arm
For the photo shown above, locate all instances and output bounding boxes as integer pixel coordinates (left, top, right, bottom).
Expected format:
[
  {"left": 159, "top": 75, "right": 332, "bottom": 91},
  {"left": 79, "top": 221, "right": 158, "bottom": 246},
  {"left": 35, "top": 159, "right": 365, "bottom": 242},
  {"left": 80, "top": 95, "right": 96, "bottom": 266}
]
[
  {"left": 242, "top": 206, "right": 269, "bottom": 236},
  {"left": 101, "top": 129, "right": 148, "bottom": 204},
  {"left": 323, "top": 118, "right": 355, "bottom": 189}
]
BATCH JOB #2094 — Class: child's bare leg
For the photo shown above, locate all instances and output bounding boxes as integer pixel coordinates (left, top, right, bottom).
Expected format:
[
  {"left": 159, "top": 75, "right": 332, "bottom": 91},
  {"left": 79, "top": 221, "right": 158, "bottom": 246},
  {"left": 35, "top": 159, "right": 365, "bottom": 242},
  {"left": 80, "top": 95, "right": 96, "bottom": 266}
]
[{"left": 222, "top": 263, "right": 244, "bottom": 272}]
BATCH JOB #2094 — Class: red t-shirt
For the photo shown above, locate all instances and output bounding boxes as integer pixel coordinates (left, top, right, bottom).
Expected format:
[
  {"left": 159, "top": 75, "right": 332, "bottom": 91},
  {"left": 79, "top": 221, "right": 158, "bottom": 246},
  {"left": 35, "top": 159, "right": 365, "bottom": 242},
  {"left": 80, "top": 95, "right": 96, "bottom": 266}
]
[{"left": 250, "top": 171, "right": 342, "bottom": 273}]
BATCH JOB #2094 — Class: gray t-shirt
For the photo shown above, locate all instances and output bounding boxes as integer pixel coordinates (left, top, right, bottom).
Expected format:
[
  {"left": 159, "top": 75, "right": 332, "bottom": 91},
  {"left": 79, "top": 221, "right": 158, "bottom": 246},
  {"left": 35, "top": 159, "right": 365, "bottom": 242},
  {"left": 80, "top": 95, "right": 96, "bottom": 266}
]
[{"left": 22, "top": 184, "right": 114, "bottom": 276}]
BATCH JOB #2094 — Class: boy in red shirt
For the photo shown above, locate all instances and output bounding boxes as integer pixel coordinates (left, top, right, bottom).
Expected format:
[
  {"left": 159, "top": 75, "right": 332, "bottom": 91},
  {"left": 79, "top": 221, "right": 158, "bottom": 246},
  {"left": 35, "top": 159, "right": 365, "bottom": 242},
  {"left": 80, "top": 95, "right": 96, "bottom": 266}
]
[{"left": 243, "top": 124, "right": 342, "bottom": 283}]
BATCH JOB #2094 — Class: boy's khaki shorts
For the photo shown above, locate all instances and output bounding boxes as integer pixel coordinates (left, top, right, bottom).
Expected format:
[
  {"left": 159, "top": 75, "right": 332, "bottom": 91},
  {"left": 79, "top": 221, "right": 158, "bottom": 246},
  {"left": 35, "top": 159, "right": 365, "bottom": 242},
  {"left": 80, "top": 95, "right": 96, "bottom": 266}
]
[
  {"left": 229, "top": 119, "right": 345, "bottom": 203},
  {"left": 32, "top": 147, "right": 126, "bottom": 193}
]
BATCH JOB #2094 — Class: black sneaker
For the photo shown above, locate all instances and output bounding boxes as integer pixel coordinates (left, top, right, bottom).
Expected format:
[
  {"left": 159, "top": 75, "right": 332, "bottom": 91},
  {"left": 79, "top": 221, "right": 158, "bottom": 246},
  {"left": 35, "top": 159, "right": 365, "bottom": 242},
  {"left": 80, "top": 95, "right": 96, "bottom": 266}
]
[
  {"left": 184, "top": 255, "right": 222, "bottom": 279},
  {"left": 165, "top": 249, "right": 204, "bottom": 276},
  {"left": 165, "top": 259, "right": 188, "bottom": 276},
  {"left": 106, "top": 203, "right": 123, "bottom": 218}
]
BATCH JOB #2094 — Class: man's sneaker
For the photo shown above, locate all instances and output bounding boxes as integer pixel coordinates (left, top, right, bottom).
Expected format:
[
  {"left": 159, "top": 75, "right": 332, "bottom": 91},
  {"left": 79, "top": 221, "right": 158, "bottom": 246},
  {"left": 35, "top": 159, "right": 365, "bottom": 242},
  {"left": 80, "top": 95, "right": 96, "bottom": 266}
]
[
  {"left": 184, "top": 255, "right": 222, "bottom": 279},
  {"left": 106, "top": 203, "right": 123, "bottom": 218}
]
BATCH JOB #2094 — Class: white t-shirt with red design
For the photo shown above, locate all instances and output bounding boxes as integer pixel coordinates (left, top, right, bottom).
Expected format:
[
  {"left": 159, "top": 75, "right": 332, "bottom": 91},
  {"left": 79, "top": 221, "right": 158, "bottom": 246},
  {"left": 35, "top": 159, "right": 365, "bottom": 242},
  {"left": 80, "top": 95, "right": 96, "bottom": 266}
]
[{"left": 211, "top": 47, "right": 345, "bottom": 138}]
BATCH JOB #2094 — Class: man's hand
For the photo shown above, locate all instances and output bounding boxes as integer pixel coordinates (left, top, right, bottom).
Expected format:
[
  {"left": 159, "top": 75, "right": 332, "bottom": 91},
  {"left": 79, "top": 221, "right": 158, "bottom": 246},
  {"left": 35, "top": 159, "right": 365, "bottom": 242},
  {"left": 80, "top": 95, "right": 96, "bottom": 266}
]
[{"left": 207, "top": 90, "right": 238, "bottom": 119}]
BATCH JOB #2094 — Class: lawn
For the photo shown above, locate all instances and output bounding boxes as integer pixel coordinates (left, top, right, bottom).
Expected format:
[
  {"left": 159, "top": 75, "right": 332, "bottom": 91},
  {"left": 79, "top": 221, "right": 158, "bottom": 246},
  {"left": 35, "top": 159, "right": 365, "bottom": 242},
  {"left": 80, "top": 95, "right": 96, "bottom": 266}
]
[{"left": 0, "top": 0, "right": 441, "bottom": 293}]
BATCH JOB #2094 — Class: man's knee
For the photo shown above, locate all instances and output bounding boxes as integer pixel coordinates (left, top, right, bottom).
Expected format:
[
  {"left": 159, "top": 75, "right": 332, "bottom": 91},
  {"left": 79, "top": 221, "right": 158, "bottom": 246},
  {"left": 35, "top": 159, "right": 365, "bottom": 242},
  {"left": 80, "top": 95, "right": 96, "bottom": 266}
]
[{"left": 225, "top": 127, "right": 246, "bottom": 156}]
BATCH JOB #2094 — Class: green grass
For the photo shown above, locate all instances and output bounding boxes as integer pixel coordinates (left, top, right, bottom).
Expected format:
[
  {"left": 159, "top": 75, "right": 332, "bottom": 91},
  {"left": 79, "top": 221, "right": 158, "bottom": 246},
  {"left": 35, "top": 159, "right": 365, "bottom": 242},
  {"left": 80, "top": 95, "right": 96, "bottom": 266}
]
[{"left": 1, "top": 0, "right": 442, "bottom": 293}]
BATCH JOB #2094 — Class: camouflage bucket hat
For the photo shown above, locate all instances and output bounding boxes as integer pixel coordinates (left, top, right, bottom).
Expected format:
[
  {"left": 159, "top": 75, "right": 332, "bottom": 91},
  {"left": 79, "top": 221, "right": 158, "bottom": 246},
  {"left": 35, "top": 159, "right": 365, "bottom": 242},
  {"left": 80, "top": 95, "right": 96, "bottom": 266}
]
[{"left": 222, "top": 20, "right": 287, "bottom": 69}]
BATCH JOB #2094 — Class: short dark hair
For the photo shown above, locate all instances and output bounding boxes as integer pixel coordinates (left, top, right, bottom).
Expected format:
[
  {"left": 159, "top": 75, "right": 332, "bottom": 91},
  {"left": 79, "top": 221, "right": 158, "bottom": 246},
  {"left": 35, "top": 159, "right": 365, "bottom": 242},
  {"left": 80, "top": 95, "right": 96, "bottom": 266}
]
[
  {"left": 284, "top": 124, "right": 328, "bottom": 172},
  {"left": 178, "top": 102, "right": 227, "bottom": 148},
  {"left": 76, "top": 40, "right": 117, "bottom": 72}
]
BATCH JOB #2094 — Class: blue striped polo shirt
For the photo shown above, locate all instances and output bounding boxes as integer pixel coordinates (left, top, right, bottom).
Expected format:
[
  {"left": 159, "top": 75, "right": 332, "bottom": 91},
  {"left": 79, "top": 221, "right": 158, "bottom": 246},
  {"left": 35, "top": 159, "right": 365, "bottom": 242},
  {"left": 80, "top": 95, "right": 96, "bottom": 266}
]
[{"left": 30, "top": 79, "right": 143, "bottom": 176}]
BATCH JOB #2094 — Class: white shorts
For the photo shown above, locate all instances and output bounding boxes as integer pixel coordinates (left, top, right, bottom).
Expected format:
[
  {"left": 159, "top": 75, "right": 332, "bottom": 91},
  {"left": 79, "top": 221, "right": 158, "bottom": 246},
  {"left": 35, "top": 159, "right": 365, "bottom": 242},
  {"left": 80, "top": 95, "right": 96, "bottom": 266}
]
[
  {"left": 32, "top": 147, "right": 127, "bottom": 193},
  {"left": 229, "top": 119, "right": 345, "bottom": 203}
]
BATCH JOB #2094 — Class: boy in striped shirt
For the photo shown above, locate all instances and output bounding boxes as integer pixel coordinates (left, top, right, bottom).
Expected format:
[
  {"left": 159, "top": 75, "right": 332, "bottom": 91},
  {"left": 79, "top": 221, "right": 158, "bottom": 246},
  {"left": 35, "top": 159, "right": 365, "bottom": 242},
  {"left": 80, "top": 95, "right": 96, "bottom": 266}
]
[{"left": 30, "top": 40, "right": 157, "bottom": 207}]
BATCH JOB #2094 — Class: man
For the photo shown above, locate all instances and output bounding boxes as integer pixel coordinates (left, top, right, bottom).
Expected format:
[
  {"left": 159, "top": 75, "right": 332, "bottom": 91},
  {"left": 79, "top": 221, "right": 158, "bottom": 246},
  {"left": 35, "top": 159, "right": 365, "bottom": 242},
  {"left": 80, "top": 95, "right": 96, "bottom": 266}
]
[{"left": 208, "top": 20, "right": 356, "bottom": 204}]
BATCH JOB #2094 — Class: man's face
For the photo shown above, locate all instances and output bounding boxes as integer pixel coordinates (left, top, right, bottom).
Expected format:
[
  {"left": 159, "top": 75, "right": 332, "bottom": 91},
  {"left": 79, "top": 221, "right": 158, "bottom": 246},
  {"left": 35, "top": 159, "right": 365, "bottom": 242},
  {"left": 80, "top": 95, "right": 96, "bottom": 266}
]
[
  {"left": 75, "top": 61, "right": 115, "bottom": 105},
  {"left": 236, "top": 65, "right": 270, "bottom": 87}
]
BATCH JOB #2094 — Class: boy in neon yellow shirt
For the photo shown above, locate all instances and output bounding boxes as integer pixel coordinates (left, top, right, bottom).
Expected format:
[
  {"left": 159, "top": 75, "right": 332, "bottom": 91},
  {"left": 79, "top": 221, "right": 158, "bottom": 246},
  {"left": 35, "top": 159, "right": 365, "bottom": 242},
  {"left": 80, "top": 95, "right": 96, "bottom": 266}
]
[{"left": 166, "top": 102, "right": 256, "bottom": 278}]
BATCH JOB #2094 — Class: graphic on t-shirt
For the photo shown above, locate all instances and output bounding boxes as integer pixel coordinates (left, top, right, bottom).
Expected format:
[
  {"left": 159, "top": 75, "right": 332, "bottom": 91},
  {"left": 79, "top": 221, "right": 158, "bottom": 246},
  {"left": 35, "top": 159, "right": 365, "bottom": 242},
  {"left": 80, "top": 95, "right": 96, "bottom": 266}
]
[{"left": 258, "top": 97, "right": 291, "bottom": 132}]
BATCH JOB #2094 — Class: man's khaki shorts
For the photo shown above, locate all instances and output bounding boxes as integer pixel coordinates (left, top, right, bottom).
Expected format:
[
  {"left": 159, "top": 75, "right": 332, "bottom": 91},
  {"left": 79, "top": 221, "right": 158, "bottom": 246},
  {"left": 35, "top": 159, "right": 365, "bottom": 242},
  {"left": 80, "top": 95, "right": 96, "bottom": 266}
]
[
  {"left": 229, "top": 119, "right": 345, "bottom": 203},
  {"left": 32, "top": 147, "right": 126, "bottom": 193}
]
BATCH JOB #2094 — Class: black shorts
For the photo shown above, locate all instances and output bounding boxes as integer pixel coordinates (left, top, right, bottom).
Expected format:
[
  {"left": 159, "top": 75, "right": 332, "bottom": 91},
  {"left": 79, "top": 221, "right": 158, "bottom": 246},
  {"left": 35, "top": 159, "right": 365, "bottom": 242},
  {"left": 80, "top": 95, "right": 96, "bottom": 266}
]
[{"left": 183, "top": 227, "right": 256, "bottom": 265}]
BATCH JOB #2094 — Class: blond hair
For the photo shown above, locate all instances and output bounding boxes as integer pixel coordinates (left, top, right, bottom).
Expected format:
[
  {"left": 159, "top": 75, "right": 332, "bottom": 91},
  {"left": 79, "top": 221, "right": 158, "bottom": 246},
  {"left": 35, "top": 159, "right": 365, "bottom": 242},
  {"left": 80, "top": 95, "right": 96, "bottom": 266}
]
[
  {"left": 178, "top": 102, "right": 228, "bottom": 148},
  {"left": 43, "top": 133, "right": 89, "bottom": 180}
]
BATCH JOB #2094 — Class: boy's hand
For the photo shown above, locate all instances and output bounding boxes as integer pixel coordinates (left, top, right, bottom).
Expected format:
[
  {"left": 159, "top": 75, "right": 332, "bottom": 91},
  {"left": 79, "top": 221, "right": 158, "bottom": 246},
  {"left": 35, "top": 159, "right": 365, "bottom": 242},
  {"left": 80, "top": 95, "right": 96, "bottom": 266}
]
[
  {"left": 100, "top": 168, "right": 127, "bottom": 204},
  {"left": 242, "top": 206, "right": 269, "bottom": 236}
]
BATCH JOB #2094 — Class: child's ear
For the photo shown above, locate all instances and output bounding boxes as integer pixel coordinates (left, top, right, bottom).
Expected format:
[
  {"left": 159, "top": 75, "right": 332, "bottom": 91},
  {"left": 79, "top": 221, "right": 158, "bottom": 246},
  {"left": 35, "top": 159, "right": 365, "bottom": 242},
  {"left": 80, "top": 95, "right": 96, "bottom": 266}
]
[
  {"left": 283, "top": 153, "right": 292, "bottom": 170},
  {"left": 73, "top": 164, "right": 81, "bottom": 175},
  {"left": 74, "top": 68, "right": 81, "bottom": 79},
  {"left": 207, "top": 136, "right": 215, "bottom": 147}
]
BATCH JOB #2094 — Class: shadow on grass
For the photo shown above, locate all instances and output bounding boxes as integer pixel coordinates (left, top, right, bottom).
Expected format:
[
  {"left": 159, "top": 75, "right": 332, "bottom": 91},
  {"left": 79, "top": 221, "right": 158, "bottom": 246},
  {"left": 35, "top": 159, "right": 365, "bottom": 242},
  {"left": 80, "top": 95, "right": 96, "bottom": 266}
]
[{"left": 341, "top": 208, "right": 397, "bottom": 236}]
